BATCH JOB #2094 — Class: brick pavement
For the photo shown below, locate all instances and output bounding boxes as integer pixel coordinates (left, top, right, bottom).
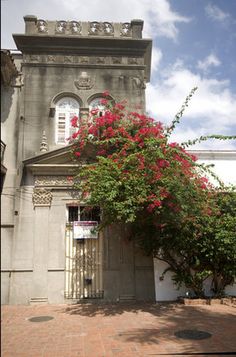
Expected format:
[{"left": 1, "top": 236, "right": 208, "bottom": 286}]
[{"left": 1, "top": 302, "right": 236, "bottom": 357}]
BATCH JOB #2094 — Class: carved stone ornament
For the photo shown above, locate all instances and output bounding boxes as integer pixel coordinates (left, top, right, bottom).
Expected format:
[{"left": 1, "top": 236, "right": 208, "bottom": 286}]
[
  {"left": 120, "top": 23, "right": 131, "bottom": 37},
  {"left": 88, "top": 21, "right": 101, "bottom": 35},
  {"left": 30, "top": 54, "right": 40, "bottom": 62},
  {"left": 128, "top": 57, "right": 138, "bottom": 64},
  {"left": 112, "top": 57, "right": 122, "bottom": 64},
  {"left": 35, "top": 176, "right": 73, "bottom": 187},
  {"left": 64, "top": 56, "right": 73, "bottom": 63},
  {"left": 47, "top": 55, "right": 56, "bottom": 62},
  {"left": 74, "top": 72, "right": 94, "bottom": 90},
  {"left": 39, "top": 131, "right": 48, "bottom": 152},
  {"left": 70, "top": 21, "right": 81, "bottom": 34},
  {"left": 32, "top": 188, "right": 52, "bottom": 207},
  {"left": 37, "top": 19, "right": 48, "bottom": 33},
  {"left": 132, "top": 76, "right": 146, "bottom": 89},
  {"left": 103, "top": 22, "right": 114, "bottom": 35},
  {"left": 56, "top": 20, "right": 67, "bottom": 33},
  {"left": 96, "top": 57, "right": 105, "bottom": 64},
  {"left": 80, "top": 56, "right": 89, "bottom": 64}
]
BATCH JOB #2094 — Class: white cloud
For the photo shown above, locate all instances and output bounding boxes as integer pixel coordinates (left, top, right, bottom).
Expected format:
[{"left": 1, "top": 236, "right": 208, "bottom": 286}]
[
  {"left": 55, "top": 0, "right": 191, "bottom": 40},
  {"left": 151, "top": 47, "right": 163, "bottom": 72},
  {"left": 205, "top": 4, "right": 230, "bottom": 23},
  {"left": 1, "top": 0, "right": 191, "bottom": 48},
  {"left": 197, "top": 54, "right": 221, "bottom": 72},
  {"left": 146, "top": 61, "right": 236, "bottom": 149}
]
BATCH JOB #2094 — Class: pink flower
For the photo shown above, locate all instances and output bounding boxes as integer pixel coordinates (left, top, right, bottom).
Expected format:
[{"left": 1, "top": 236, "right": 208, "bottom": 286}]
[
  {"left": 115, "top": 103, "right": 125, "bottom": 110},
  {"left": 100, "top": 99, "right": 108, "bottom": 106},
  {"left": 157, "top": 159, "right": 170, "bottom": 168},
  {"left": 91, "top": 109, "right": 98, "bottom": 116},
  {"left": 102, "top": 90, "right": 110, "bottom": 97},
  {"left": 72, "top": 131, "right": 79, "bottom": 139},
  {"left": 153, "top": 200, "right": 162, "bottom": 207},
  {"left": 70, "top": 116, "right": 78, "bottom": 127},
  {"left": 75, "top": 152, "right": 81, "bottom": 157},
  {"left": 147, "top": 203, "right": 155, "bottom": 212}
]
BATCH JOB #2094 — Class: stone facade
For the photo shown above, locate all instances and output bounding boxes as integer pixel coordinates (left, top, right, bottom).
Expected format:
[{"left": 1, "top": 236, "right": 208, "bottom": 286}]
[{"left": 1, "top": 17, "right": 155, "bottom": 304}]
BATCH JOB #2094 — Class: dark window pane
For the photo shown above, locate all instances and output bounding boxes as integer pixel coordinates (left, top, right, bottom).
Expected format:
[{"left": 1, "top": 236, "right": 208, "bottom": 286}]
[
  {"left": 80, "top": 206, "right": 100, "bottom": 222},
  {"left": 68, "top": 206, "right": 78, "bottom": 222}
]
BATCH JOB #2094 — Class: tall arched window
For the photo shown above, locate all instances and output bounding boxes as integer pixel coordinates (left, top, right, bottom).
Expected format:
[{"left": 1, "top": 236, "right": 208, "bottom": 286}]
[{"left": 55, "top": 97, "right": 80, "bottom": 144}]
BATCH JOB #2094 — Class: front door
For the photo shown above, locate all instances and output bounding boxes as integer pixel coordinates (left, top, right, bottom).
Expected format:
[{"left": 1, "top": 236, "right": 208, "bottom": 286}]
[{"left": 65, "top": 206, "right": 103, "bottom": 299}]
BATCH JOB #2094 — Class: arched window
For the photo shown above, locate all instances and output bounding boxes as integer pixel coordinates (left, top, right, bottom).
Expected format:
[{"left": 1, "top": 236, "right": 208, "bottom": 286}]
[
  {"left": 55, "top": 97, "right": 80, "bottom": 144},
  {"left": 89, "top": 98, "right": 106, "bottom": 117}
]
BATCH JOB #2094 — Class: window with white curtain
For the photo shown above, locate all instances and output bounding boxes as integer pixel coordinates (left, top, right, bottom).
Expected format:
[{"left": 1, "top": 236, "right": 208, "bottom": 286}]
[{"left": 55, "top": 97, "right": 80, "bottom": 144}]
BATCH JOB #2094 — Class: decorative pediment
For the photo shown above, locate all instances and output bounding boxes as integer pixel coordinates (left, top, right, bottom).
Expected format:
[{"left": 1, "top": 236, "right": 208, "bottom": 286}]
[{"left": 23, "top": 143, "right": 96, "bottom": 175}]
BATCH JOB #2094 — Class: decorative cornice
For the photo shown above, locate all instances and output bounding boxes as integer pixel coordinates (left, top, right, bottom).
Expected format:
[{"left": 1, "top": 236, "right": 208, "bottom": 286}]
[{"left": 22, "top": 54, "right": 144, "bottom": 66}]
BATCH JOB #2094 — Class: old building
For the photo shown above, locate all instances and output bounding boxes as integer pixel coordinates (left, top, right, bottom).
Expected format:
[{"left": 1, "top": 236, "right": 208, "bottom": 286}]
[
  {"left": 1, "top": 17, "right": 235, "bottom": 305},
  {"left": 1, "top": 16, "right": 155, "bottom": 304}
]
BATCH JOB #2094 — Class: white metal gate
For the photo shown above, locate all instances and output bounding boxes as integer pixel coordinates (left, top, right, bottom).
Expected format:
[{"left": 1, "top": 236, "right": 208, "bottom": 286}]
[{"left": 65, "top": 223, "right": 103, "bottom": 299}]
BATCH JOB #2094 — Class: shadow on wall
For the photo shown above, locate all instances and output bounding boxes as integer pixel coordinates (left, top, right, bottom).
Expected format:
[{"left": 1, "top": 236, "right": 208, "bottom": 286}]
[{"left": 1, "top": 85, "right": 14, "bottom": 123}]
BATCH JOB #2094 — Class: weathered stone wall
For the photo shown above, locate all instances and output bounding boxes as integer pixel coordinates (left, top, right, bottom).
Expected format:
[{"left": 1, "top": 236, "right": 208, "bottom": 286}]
[
  {"left": 2, "top": 17, "right": 154, "bottom": 304},
  {"left": 21, "top": 64, "right": 146, "bottom": 157},
  {"left": 1, "top": 54, "right": 22, "bottom": 304}
]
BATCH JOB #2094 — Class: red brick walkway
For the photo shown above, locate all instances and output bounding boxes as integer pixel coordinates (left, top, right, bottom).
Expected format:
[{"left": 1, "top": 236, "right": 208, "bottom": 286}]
[{"left": 1, "top": 302, "right": 236, "bottom": 357}]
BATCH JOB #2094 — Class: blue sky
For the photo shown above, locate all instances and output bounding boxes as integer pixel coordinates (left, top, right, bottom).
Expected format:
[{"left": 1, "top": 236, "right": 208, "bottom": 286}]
[{"left": 1, "top": 0, "right": 236, "bottom": 149}]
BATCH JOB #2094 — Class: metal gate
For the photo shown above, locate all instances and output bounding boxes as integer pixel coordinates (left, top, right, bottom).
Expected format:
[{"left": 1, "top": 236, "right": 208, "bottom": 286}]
[{"left": 65, "top": 223, "right": 103, "bottom": 299}]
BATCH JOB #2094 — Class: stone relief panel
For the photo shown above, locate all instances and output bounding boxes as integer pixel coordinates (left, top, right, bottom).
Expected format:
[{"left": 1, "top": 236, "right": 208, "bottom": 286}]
[
  {"left": 29, "top": 54, "right": 40, "bottom": 62},
  {"left": 23, "top": 54, "right": 143, "bottom": 67},
  {"left": 55, "top": 20, "right": 67, "bottom": 34},
  {"left": 47, "top": 55, "right": 56, "bottom": 62},
  {"left": 128, "top": 57, "right": 138, "bottom": 65},
  {"left": 132, "top": 76, "right": 146, "bottom": 89},
  {"left": 70, "top": 21, "right": 82, "bottom": 34},
  {"left": 88, "top": 21, "right": 101, "bottom": 35},
  {"left": 96, "top": 57, "right": 105, "bottom": 64},
  {"left": 80, "top": 56, "right": 89, "bottom": 64},
  {"left": 64, "top": 56, "right": 73, "bottom": 63},
  {"left": 88, "top": 22, "right": 114, "bottom": 36},
  {"left": 117, "top": 75, "right": 146, "bottom": 91},
  {"left": 32, "top": 188, "right": 53, "bottom": 207},
  {"left": 120, "top": 23, "right": 132, "bottom": 37},
  {"left": 112, "top": 57, "right": 122, "bottom": 64},
  {"left": 37, "top": 19, "right": 48, "bottom": 33},
  {"left": 35, "top": 176, "right": 73, "bottom": 187},
  {"left": 103, "top": 22, "right": 114, "bottom": 36},
  {"left": 34, "top": 20, "right": 134, "bottom": 37},
  {"left": 74, "top": 71, "right": 94, "bottom": 90}
]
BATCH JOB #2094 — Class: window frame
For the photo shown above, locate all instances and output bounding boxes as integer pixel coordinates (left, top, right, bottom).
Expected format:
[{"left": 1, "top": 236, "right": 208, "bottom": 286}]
[{"left": 55, "top": 97, "right": 80, "bottom": 144}]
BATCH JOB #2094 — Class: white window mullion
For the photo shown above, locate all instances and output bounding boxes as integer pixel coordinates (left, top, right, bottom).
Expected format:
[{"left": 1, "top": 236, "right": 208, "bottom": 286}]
[{"left": 55, "top": 98, "right": 80, "bottom": 145}]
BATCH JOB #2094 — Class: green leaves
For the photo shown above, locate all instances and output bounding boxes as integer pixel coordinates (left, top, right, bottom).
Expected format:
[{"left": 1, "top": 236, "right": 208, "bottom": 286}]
[{"left": 70, "top": 93, "right": 236, "bottom": 297}]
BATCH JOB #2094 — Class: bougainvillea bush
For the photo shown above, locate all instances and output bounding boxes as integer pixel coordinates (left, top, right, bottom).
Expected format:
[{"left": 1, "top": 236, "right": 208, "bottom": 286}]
[{"left": 68, "top": 89, "right": 236, "bottom": 297}]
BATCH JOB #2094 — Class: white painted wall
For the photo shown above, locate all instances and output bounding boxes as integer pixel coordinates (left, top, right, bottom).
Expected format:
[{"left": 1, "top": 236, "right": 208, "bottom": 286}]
[{"left": 154, "top": 151, "right": 236, "bottom": 301}]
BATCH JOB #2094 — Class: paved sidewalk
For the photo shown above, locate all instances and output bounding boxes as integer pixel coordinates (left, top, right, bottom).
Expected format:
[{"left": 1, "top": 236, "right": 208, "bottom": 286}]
[{"left": 1, "top": 302, "right": 236, "bottom": 357}]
